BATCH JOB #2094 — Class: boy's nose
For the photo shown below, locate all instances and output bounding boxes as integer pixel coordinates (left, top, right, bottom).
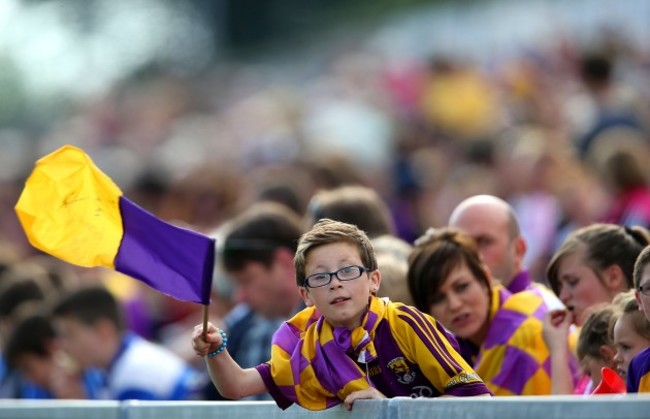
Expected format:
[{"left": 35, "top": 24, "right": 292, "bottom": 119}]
[{"left": 329, "top": 275, "right": 344, "bottom": 289}]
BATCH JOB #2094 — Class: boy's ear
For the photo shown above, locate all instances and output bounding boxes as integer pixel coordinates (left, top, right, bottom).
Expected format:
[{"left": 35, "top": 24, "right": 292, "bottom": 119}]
[
  {"left": 299, "top": 287, "right": 315, "bottom": 307},
  {"left": 369, "top": 269, "right": 381, "bottom": 294}
]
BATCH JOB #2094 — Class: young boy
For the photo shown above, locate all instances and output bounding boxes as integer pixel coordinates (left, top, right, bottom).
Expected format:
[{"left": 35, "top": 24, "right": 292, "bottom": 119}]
[
  {"left": 628, "top": 245, "right": 650, "bottom": 393},
  {"left": 193, "top": 219, "right": 491, "bottom": 410},
  {"left": 5, "top": 313, "right": 105, "bottom": 399},
  {"left": 53, "top": 286, "right": 204, "bottom": 400}
]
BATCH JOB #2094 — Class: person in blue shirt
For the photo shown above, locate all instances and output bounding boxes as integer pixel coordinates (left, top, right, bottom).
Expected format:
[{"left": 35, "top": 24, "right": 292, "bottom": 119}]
[
  {"left": 5, "top": 312, "right": 105, "bottom": 399},
  {"left": 52, "top": 286, "right": 204, "bottom": 400}
]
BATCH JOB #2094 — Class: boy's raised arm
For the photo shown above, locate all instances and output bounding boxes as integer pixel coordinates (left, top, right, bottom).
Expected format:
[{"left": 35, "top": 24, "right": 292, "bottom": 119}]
[{"left": 192, "top": 322, "right": 267, "bottom": 399}]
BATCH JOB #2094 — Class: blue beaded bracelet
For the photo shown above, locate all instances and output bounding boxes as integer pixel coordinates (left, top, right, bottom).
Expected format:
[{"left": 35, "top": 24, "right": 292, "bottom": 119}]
[{"left": 207, "top": 329, "right": 228, "bottom": 358}]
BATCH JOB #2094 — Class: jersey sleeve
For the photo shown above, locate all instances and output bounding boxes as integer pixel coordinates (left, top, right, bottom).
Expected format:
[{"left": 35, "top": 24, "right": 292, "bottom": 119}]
[
  {"left": 627, "top": 347, "right": 650, "bottom": 393},
  {"left": 255, "top": 362, "right": 294, "bottom": 409},
  {"left": 389, "top": 304, "right": 491, "bottom": 397}
]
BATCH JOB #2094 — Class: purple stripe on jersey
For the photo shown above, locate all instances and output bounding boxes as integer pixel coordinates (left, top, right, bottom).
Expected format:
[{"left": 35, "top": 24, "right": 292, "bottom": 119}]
[
  {"left": 398, "top": 305, "right": 463, "bottom": 376},
  {"left": 482, "top": 308, "right": 527, "bottom": 349},
  {"left": 627, "top": 347, "right": 650, "bottom": 392},
  {"left": 396, "top": 308, "right": 458, "bottom": 377},
  {"left": 272, "top": 322, "right": 300, "bottom": 354},
  {"left": 532, "top": 303, "right": 547, "bottom": 321},
  {"left": 445, "top": 381, "right": 492, "bottom": 397},
  {"left": 325, "top": 397, "right": 340, "bottom": 409},
  {"left": 365, "top": 309, "right": 379, "bottom": 330},
  {"left": 435, "top": 320, "right": 461, "bottom": 353},
  {"left": 289, "top": 344, "right": 305, "bottom": 384},
  {"left": 422, "top": 314, "right": 464, "bottom": 374},
  {"left": 311, "top": 340, "right": 363, "bottom": 395},
  {"left": 542, "top": 354, "right": 552, "bottom": 376},
  {"left": 254, "top": 363, "right": 293, "bottom": 410},
  {"left": 490, "top": 345, "right": 539, "bottom": 394},
  {"left": 445, "top": 382, "right": 492, "bottom": 397},
  {"left": 278, "top": 385, "right": 298, "bottom": 404}
]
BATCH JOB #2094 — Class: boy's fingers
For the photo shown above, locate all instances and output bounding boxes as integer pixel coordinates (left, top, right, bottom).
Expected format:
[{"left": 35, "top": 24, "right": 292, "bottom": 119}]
[{"left": 343, "top": 395, "right": 355, "bottom": 411}]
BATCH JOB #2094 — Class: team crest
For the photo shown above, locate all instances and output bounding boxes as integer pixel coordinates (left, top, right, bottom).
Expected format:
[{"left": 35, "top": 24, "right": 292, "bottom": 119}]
[{"left": 387, "top": 357, "right": 416, "bottom": 384}]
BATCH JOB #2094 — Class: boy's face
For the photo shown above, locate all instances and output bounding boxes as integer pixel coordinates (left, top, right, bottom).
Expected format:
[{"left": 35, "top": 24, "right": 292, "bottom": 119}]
[
  {"left": 636, "top": 265, "right": 650, "bottom": 322},
  {"left": 53, "top": 316, "right": 101, "bottom": 369},
  {"left": 16, "top": 349, "right": 79, "bottom": 390},
  {"left": 299, "top": 242, "right": 380, "bottom": 330}
]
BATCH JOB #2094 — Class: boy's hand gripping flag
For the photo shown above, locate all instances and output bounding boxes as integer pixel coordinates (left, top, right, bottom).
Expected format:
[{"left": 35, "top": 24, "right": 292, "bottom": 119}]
[{"left": 14, "top": 145, "right": 214, "bottom": 305}]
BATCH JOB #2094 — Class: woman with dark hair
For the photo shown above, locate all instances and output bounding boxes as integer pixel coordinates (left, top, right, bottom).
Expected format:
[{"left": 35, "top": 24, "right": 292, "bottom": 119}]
[{"left": 407, "top": 227, "right": 564, "bottom": 396}]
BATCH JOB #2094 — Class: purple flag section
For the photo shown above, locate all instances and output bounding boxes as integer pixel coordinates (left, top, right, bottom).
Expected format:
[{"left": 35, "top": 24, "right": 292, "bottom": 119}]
[{"left": 114, "top": 197, "right": 214, "bottom": 305}]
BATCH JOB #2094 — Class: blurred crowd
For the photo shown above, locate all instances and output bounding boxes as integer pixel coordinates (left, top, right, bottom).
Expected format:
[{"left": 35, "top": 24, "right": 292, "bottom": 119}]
[{"left": 1, "top": 15, "right": 650, "bottom": 402}]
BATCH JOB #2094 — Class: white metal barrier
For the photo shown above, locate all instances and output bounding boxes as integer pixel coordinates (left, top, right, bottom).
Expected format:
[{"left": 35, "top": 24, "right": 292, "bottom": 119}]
[{"left": 2, "top": 396, "right": 650, "bottom": 419}]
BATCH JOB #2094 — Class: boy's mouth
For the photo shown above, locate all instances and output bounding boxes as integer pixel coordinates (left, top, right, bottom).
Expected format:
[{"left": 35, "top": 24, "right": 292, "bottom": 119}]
[{"left": 330, "top": 296, "right": 350, "bottom": 305}]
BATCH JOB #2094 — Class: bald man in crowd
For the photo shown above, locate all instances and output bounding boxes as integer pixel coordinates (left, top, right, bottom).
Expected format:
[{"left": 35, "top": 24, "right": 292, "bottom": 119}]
[{"left": 449, "top": 194, "right": 562, "bottom": 309}]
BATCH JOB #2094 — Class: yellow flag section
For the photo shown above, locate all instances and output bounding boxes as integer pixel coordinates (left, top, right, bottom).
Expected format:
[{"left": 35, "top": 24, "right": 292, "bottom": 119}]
[{"left": 15, "top": 145, "right": 123, "bottom": 269}]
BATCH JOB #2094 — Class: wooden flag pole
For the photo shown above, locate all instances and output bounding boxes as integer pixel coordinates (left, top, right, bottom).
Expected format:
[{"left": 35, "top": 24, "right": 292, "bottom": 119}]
[{"left": 202, "top": 304, "right": 209, "bottom": 341}]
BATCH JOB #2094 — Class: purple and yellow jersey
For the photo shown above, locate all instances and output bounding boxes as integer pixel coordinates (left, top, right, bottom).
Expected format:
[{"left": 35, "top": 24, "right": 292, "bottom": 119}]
[
  {"left": 627, "top": 347, "right": 650, "bottom": 393},
  {"left": 463, "top": 286, "right": 555, "bottom": 396},
  {"left": 256, "top": 297, "right": 489, "bottom": 411}
]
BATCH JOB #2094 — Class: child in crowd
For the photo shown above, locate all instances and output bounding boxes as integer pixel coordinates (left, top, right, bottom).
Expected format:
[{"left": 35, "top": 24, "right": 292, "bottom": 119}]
[
  {"left": 52, "top": 286, "right": 204, "bottom": 400},
  {"left": 5, "top": 313, "right": 105, "bottom": 399},
  {"left": 192, "top": 219, "right": 491, "bottom": 411},
  {"left": 575, "top": 304, "right": 620, "bottom": 393},
  {"left": 612, "top": 291, "right": 650, "bottom": 381},
  {"left": 627, "top": 246, "right": 650, "bottom": 392}
]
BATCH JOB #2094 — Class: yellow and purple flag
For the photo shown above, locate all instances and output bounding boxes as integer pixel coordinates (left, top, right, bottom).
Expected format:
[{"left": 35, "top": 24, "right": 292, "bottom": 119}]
[{"left": 14, "top": 145, "right": 214, "bottom": 305}]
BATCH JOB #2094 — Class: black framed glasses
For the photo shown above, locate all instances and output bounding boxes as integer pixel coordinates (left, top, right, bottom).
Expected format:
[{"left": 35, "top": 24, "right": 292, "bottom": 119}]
[
  {"left": 639, "top": 283, "right": 650, "bottom": 296},
  {"left": 303, "top": 265, "right": 370, "bottom": 288}
]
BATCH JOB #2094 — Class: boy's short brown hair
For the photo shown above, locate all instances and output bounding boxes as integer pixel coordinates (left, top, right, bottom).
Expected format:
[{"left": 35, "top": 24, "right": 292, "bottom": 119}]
[{"left": 294, "top": 219, "right": 377, "bottom": 286}]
